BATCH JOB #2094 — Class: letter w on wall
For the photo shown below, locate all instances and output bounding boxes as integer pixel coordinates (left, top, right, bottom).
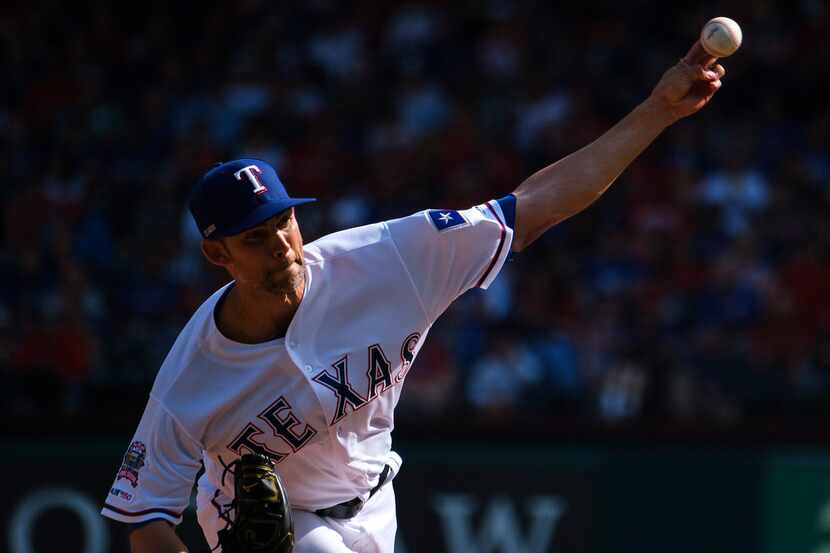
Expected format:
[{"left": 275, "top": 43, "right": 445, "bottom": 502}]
[{"left": 433, "top": 494, "right": 567, "bottom": 553}]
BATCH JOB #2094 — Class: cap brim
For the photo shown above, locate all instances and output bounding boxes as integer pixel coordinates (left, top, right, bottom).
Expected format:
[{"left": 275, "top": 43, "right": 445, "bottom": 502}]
[{"left": 214, "top": 198, "right": 316, "bottom": 238}]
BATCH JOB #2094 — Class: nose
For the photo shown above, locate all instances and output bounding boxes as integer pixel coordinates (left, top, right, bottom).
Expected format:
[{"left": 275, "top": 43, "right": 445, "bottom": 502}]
[{"left": 271, "top": 230, "right": 292, "bottom": 260}]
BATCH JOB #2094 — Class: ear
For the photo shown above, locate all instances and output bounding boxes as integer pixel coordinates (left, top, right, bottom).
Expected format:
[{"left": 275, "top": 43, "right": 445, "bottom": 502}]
[{"left": 201, "top": 239, "right": 232, "bottom": 268}]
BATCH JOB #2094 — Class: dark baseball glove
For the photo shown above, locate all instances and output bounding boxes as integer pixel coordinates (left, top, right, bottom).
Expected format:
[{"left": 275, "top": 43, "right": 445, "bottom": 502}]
[{"left": 217, "top": 453, "right": 294, "bottom": 553}]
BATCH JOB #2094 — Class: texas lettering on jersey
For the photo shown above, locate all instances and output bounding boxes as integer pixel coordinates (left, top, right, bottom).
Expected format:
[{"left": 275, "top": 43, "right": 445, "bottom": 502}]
[
  {"left": 227, "top": 336, "right": 419, "bottom": 459},
  {"left": 101, "top": 198, "right": 513, "bottom": 530}
]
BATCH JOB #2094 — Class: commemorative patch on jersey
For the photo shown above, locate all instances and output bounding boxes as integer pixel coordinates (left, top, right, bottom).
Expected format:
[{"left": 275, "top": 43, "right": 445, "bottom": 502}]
[
  {"left": 116, "top": 441, "right": 147, "bottom": 488},
  {"left": 427, "top": 209, "right": 469, "bottom": 232}
]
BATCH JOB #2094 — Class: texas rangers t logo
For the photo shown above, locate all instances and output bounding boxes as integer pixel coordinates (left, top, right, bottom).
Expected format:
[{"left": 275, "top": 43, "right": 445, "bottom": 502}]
[{"left": 234, "top": 165, "right": 269, "bottom": 195}]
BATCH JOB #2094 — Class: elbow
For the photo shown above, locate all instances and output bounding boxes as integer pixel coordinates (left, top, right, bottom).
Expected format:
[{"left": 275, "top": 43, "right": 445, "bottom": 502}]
[
  {"left": 511, "top": 225, "right": 543, "bottom": 252},
  {"left": 511, "top": 213, "right": 566, "bottom": 253},
  {"left": 511, "top": 233, "right": 529, "bottom": 253}
]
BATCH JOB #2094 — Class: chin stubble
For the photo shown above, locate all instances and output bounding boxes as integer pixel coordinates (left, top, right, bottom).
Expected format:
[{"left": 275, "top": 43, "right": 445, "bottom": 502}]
[{"left": 263, "top": 264, "right": 305, "bottom": 297}]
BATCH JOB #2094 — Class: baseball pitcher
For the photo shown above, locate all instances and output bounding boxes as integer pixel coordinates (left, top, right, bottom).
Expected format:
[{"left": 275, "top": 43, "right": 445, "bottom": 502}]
[{"left": 102, "top": 41, "right": 727, "bottom": 552}]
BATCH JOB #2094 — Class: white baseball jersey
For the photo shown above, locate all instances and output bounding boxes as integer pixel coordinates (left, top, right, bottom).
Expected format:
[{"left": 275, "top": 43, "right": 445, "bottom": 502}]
[{"left": 101, "top": 197, "right": 515, "bottom": 535}]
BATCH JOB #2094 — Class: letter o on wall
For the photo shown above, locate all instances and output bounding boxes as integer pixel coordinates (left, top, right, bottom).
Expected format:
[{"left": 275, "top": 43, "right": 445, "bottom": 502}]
[{"left": 9, "top": 488, "right": 110, "bottom": 553}]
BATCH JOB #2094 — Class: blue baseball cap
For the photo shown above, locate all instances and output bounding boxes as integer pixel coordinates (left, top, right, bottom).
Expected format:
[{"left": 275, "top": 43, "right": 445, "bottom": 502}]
[{"left": 189, "top": 159, "right": 316, "bottom": 239}]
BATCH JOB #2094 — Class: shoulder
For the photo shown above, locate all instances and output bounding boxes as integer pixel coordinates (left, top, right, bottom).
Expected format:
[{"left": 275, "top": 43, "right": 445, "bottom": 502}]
[
  {"left": 150, "top": 283, "right": 231, "bottom": 396},
  {"left": 303, "top": 221, "right": 391, "bottom": 265},
  {"left": 301, "top": 200, "right": 508, "bottom": 264}
]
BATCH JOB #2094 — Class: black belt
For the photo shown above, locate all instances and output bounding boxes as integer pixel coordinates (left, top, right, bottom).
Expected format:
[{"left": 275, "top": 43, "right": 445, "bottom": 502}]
[{"left": 315, "top": 465, "right": 391, "bottom": 519}]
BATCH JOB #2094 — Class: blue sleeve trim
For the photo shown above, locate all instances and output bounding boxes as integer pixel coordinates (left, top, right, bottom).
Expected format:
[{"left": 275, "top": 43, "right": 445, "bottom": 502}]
[
  {"left": 496, "top": 194, "right": 516, "bottom": 261},
  {"left": 496, "top": 194, "right": 516, "bottom": 230}
]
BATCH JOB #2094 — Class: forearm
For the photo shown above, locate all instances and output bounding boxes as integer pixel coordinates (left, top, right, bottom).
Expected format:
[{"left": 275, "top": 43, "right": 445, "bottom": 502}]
[
  {"left": 511, "top": 97, "right": 673, "bottom": 251},
  {"left": 130, "top": 520, "right": 188, "bottom": 553}
]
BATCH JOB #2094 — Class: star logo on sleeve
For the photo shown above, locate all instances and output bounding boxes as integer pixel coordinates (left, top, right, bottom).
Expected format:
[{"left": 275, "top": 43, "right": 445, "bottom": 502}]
[{"left": 428, "top": 209, "right": 469, "bottom": 232}]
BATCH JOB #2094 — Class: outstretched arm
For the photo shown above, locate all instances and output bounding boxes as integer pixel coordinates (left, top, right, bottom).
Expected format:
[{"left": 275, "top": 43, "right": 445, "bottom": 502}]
[{"left": 510, "top": 42, "right": 725, "bottom": 251}]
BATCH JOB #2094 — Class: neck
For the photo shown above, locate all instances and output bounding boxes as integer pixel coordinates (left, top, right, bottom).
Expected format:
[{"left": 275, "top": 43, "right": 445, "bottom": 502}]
[{"left": 217, "top": 280, "right": 304, "bottom": 344}]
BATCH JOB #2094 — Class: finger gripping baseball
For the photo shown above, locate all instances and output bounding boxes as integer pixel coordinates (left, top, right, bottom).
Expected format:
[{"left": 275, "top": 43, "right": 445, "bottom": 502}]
[
  {"left": 218, "top": 454, "right": 294, "bottom": 553},
  {"left": 683, "top": 42, "right": 717, "bottom": 69}
]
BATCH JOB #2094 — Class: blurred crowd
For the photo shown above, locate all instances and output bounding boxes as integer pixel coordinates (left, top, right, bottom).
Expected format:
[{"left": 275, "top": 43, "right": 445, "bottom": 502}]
[{"left": 2, "top": 1, "right": 830, "bottom": 432}]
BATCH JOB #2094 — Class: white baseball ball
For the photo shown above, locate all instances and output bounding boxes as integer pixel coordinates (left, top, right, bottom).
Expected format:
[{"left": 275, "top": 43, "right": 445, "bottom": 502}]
[{"left": 700, "top": 17, "right": 743, "bottom": 57}]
